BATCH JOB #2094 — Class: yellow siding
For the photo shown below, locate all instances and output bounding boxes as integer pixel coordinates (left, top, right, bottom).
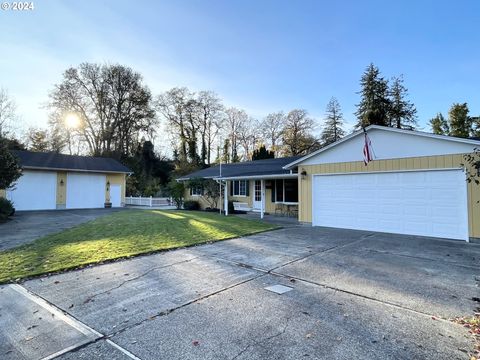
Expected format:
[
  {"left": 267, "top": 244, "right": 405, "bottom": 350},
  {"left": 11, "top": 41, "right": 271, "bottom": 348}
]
[
  {"left": 298, "top": 153, "right": 480, "bottom": 239},
  {"left": 184, "top": 180, "right": 280, "bottom": 212},
  {"left": 0, "top": 189, "right": 5, "bottom": 198},
  {"left": 56, "top": 172, "right": 67, "bottom": 206},
  {"left": 106, "top": 173, "right": 126, "bottom": 205}
]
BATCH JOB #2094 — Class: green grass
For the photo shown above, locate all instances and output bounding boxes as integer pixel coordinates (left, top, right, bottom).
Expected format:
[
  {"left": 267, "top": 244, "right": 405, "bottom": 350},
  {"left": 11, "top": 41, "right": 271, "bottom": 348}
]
[{"left": 0, "top": 210, "right": 278, "bottom": 283}]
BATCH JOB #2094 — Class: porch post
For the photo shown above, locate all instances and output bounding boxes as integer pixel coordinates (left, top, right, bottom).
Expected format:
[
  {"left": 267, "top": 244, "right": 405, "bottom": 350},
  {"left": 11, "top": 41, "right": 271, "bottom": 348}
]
[
  {"left": 224, "top": 181, "right": 228, "bottom": 216},
  {"left": 260, "top": 179, "right": 264, "bottom": 219}
]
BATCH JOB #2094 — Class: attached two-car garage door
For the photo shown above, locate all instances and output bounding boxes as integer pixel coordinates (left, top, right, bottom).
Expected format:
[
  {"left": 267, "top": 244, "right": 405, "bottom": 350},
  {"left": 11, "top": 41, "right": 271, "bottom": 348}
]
[{"left": 312, "top": 169, "right": 469, "bottom": 240}]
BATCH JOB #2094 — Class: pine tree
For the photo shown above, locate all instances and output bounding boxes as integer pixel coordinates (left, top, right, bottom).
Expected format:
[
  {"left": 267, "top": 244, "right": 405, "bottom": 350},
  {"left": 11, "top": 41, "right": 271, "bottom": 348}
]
[
  {"left": 252, "top": 145, "right": 274, "bottom": 160},
  {"left": 355, "top": 63, "right": 391, "bottom": 128},
  {"left": 320, "top": 97, "right": 346, "bottom": 146},
  {"left": 429, "top": 113, "right": 449, "bottom": 135},
  {"left": 388, "top": 75, "right": 417, "bottom": 129}
]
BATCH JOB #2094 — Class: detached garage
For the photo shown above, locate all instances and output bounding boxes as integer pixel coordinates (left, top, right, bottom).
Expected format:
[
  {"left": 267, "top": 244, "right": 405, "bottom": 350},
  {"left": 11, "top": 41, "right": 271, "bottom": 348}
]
[
  {"left": 285, "top": 125, "right": 480, "bottom": 242},
  {"left": 2, "top": 150, "right": 131, "bottom": 211}
]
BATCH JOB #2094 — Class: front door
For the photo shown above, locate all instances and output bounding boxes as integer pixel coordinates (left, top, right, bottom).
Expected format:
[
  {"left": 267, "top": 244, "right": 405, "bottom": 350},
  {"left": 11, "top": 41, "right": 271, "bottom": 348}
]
[{"left": 253, "top": 180, "right": 262, "bottom": 210}]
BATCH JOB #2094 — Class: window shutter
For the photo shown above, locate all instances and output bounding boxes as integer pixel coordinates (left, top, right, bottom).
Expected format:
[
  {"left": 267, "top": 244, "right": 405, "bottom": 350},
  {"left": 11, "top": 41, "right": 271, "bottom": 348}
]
[
  {"left": 245, "top": 180, "right": 250, "bottom": 196},
  {"left": 271, "top": 181, "right": 275, "bottom": 202},
  {"left": 189, "top": 187, "right": 192, "bottom": 196},
  {"left": 230, "top": 181, "right": 233, "bottom": 196}
]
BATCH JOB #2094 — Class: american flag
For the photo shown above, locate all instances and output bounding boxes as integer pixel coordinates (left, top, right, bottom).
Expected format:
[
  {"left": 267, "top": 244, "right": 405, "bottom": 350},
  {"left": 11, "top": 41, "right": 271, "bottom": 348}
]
[{"left": 363, "top": 130, "right": 374, "bottom": 166}]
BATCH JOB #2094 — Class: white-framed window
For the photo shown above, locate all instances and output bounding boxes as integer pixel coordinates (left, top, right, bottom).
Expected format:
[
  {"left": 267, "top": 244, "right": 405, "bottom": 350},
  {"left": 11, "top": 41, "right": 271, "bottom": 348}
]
[
  {"left": 232, "top": 180, "right": 247, "bottom": 196},
  {"left": 190, "top": 186, "right": 203, "bottom": 196}
]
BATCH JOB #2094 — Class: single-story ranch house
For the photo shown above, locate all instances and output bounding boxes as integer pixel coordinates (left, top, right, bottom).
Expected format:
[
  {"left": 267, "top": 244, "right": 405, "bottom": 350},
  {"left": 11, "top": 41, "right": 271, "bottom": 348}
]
[
  {"left": 0, "top": 150, "right": 131, "bottom": 210},
  {"left": 181, "top": 125, "right": 480, "bottom": 242}
]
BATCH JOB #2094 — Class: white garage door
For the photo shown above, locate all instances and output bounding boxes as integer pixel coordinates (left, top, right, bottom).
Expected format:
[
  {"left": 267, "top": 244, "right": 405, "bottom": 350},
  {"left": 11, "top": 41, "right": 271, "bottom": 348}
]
[
  {"left": 312, "top": 169, "right": 469, "bottom": 241},
  {"left": 7, "top": 171, "right": 57, "bottom": 211},
  {"left": 66, "top": 173, "right": 106, "bottom": 209}
]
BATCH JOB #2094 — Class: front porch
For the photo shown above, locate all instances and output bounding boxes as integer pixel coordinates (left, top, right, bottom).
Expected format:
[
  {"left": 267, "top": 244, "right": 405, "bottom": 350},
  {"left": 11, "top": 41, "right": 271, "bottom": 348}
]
[{"left": 222, "top": 176, "right": 299, "bottom": 220}]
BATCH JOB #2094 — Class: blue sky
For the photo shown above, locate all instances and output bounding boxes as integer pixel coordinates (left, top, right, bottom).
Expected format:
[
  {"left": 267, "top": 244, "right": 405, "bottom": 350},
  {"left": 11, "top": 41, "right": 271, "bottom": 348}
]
[{"left": 1, "top": 0, "right": 479, "bottom": 137}]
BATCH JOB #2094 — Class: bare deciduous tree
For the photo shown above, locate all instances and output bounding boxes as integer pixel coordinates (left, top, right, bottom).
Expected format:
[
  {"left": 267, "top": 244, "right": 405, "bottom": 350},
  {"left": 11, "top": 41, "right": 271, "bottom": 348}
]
[
  {"left": 282, "top": 109, "right": 320, "bottom": 156},
  {"left": 261, "top": 111, "right": 286, "bottom": 156},
  {"left": 49, "top": 63, "right": 155, "bottom": 157},
  {"left": 223, "top": 107, "right": 248, "bottom": 162},
  {"left": 0, "top": 88, "right": 17, "bottom": 137}
]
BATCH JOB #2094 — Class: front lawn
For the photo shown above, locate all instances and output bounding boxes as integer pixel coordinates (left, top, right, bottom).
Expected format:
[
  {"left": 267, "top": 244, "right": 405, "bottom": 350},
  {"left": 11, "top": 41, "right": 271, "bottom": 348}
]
[{"left": 0, "top": 210, "right": 278, "bottom": 283}]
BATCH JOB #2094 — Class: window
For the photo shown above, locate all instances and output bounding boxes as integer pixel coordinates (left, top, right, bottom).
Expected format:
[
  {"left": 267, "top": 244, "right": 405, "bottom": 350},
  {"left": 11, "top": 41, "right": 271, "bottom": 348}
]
[
  {"left": 232, "top": 180, "right": 247, "bottom": 196},
  {"left": 190, "top": 186, "right": 203, "bottom": 196},
  {"left": 274, "top": 179, "right": 298, "bottom": 203}
]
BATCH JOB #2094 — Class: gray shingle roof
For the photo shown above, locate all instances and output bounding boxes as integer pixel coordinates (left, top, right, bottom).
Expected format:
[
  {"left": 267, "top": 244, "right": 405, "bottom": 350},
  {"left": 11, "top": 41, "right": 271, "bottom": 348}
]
[
  {"left": 178, "top": 156, "right": 302, "bottom": 180},
  {"left": 13, "top": 150, "right": 132, "bottom": 173}
]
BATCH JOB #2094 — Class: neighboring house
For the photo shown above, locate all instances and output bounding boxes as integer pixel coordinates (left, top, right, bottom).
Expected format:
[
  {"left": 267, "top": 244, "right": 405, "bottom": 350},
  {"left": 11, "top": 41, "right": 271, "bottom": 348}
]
[
  {"left": 179, "top": 156, "right": 302, "bottom": 215},
  {"left": 182, "top": 125, "right": 480, "bottom": 242},
  {"left": 0, "top": 150, "right": 131, "bottom": 211}
]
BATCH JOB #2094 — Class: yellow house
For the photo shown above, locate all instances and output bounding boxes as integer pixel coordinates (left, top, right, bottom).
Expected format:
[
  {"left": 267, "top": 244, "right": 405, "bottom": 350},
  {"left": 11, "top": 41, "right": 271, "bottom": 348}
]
[
  {"left": 179, "top": 156, "right": 302, "bottom": 218},
  {"left": 182, "top": 126, "right": 480, "bottom": 243},
  {"left": 1, "top": 150, "right": 131, "bottom": 211}
]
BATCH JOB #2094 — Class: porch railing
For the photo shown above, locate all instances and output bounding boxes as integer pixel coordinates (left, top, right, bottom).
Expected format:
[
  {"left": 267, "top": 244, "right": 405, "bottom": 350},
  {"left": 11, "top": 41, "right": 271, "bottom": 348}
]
[{"left": 125, "top": 196, "right": 172, "bottom": 207}]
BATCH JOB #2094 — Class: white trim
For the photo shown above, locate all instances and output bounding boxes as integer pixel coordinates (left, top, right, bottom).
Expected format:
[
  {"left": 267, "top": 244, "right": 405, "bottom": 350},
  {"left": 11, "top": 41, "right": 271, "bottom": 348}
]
[
  {"left": 310, "top": 167, "right": 464, "bottom": 177},
  {"left": 283, "top": 125, "right": 480, "bottom": 169},
  {"left": 232, "top": 179, "right": 248, "bottom": 197},
  {"left": 218, "top": 173, "right": 298, "bottom": 181}
]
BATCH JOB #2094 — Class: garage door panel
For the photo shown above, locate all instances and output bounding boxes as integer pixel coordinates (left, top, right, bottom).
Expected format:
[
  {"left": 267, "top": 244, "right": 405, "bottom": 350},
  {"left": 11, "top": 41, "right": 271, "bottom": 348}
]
[
  {"left": 66, "top": 173, "right": 106, "bottom": 209},
  {"left": 312, "top": 170, "right": 468, "bottom": 240},
  {"left": 7, "top": 171, "right": 57, "bottom": 210}
]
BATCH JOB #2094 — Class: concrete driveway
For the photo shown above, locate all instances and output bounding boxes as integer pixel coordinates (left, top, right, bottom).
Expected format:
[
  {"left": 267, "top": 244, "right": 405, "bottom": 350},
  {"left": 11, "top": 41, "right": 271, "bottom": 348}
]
[
  {"left": 1, "top": 225, "right": 479, "bottom": 359},
  {"left": 0, "top": 209, "right": 123, "bottom": 250}
]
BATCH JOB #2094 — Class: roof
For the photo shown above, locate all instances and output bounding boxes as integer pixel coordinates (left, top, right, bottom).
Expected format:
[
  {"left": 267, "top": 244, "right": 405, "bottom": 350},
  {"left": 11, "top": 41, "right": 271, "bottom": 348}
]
[
  {"left": 284, "top": 125, "right": 480, "bottom": 169},
  {"left": 13, "top": 150, "right": 132, "bottom": 174},
  {"left": 177, "top": 156, "right": 303, "bottom": 181}
]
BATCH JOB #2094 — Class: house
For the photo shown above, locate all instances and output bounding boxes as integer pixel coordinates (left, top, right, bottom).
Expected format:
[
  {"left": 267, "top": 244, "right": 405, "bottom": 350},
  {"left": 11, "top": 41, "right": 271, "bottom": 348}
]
[
  {"left": 0, "top": 150, "right": 131, "bottom": 211},
  {"left": 182, "top": 125, "right": 480, "bottom": 242},
  {"left": 178, "top": 156, "right": 302, "bottom": 215}
]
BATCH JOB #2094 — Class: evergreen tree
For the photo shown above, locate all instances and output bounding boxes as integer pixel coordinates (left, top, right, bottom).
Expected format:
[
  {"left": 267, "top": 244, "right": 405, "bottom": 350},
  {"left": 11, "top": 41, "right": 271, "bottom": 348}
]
[
  {"left": 0, "top": 137, "right": 22, "bottom": 190},
  {"left": 429, "top": 113, "right": 449, "bottom": 135},
  {"left": 448, "top": 103, "right": 471, "bottom": 138},
  {"left": 388, "top": 75, "right": 417, "bottom": 129},
  {"left": 320, "top": 97, "right": 346, "bottom": 146},
  {"left": 355, "top": 63, "right": 391, "bottom": 128},
  {"left": 252, "top": 145, "right": 274, "bottom": 160},
  {"left": 27, "top": 128, "right": 49, "bottom": 152},
  {"left": 222, "top": 139, "right": 231, "bottom": 163}
]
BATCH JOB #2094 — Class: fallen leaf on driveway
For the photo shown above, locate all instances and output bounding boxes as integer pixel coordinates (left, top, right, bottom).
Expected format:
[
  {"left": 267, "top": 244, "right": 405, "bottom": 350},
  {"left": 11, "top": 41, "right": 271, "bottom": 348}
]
[
  {"left": 192, "top": 340, "right": 200, "bottom": 346},
  {"left": 54, "top": 281, "right": 60, "bottom": 284},
  {"left": 305, "top": 333, "right": 313, "bottom": 339}
]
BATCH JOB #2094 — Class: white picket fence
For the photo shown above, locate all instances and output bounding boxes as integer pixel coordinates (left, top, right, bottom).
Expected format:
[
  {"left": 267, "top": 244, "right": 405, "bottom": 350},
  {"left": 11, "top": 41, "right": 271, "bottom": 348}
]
[{"left": 125, "top": 196, "right": 172, "bottom": 207}]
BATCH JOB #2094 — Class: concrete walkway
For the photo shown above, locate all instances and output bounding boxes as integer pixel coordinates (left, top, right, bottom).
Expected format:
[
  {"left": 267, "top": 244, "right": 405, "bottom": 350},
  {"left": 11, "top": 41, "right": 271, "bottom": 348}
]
[{"left": 1, "top": 226, "right": 479, "bottom": 359}]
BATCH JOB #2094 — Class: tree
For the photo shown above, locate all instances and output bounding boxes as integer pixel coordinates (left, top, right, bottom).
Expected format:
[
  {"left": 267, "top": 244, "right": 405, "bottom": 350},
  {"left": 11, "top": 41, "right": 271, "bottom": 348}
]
[
  {"left": 237, "top": 117, "right": 260, "bottom": 161},
  {"left": 261, "top": 112, "right": 286, "bottom": 156},
  {"left": 355, "top": 63, "right": 391, "bottom": 128},
  {"left": 252, "top": 145, "right": 274, "bottom": 160},
  {"left": 0, "top": 138, "right": 22, "bottom": 190},
  {"left": 49, "top": 63, "right": 156, "bottom": 158},
  {"left": 320, "top": 97, "right": 345, "bottom": 146},
  {"left": 197, "top": 91, "right": 224, "bottom": 165},
  {"left": 0, "top": 88, "right": 17, "bottom": 137},
  {"left": 471, "top": 116, "right": 480, "bottom": 138},
  {"left": 463, "top": 148, "right": 480, "bottom": 186},
  {"left": 26, "top": 128, "right": 49, "bottom": 152},
  {"left": 282, "top": 109, "right": 320, "bottom": 156},
  {"left": 448, "top": 103, "right": 471, "bottom": 138},
  {"left": 224, "top": 107, "right": 247, "bottom": 162},
  {"left": 166, "top": 180, "right": 185, "bottom": 209},
  {"left": 187, "top": 178, "right": 221, "bottom": 209},
  {"left": 429, "top": 113, "right": 449, "bottom": 135},
  {"left": 388, "top": 75, "right": 417, "bottom": 129}
]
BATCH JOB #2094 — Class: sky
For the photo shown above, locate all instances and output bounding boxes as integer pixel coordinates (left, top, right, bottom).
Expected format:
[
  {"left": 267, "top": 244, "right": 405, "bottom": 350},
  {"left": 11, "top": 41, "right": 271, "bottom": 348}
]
[{"left": 1, "top": 0, "right": 479, "bottom": 142}]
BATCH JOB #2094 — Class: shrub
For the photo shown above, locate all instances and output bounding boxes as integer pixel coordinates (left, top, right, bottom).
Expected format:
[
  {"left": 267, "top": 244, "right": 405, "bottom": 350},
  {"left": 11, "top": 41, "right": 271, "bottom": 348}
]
[
  {"left": 183, "top": 200, "right": 200, "bottom": 211},
  {"left": 166, "top": 180, "right": 185, "bottom": 209},
  {"left": 0, "top": 198, "right": 15, "bottom": 220}
]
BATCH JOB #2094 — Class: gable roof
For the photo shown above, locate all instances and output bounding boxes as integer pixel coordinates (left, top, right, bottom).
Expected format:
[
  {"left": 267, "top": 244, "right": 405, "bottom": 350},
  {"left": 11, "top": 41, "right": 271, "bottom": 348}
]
[
  {"left": 283, "top": 125, "right": 480, "bottom": 169},
  {"left": 177, "top": 156, "right": 302, "bottom": 181},
  {"left": 13, "top": 150, "right": 132, "bottom": 174}
]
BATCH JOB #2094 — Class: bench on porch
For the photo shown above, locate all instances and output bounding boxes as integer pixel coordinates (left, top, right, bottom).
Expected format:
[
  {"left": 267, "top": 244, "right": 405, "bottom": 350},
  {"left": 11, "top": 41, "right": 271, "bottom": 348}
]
[{"left": 233, "top": 202, "right": 252, "bottom": 212}]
